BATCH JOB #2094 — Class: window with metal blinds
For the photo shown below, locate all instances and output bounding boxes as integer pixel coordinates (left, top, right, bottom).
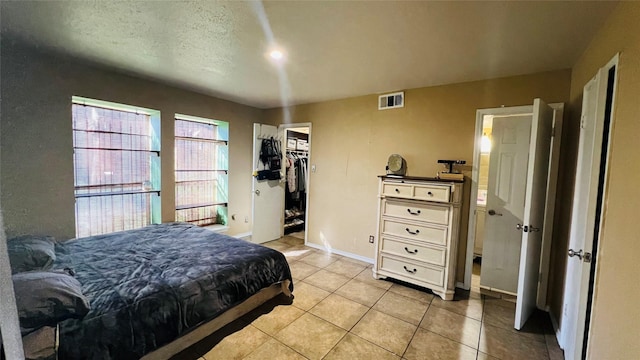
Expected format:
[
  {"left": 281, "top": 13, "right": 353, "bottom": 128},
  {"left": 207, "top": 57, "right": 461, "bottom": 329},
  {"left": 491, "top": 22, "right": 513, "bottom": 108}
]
[
  {"left": 175, "top": 115, "right": 229, "bottom": 226},
  {"left": 72, "top": 97, "right": 161, "bottom": 238}
]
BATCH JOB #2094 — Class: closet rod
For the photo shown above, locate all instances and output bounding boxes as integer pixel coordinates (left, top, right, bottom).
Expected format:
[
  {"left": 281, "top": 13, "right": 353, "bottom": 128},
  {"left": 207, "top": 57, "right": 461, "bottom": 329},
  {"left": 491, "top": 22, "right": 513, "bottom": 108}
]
[{"left": 257, "top": 135, "right": 283, "bottom": 141}]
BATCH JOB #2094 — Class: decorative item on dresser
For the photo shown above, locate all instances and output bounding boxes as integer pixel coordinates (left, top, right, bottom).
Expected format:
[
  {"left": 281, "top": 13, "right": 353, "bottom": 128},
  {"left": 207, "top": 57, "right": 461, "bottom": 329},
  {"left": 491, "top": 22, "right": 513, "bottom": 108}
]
[{"left": 373, "top": 175, "right": 464, "bottom": 300}]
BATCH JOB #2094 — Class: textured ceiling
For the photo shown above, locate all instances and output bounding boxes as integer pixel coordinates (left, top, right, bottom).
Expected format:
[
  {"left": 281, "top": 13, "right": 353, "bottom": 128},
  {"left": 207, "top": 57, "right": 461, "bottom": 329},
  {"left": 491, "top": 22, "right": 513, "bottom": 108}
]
[{"left": 0, "top": 1, "right": 617, "bottom": 109}]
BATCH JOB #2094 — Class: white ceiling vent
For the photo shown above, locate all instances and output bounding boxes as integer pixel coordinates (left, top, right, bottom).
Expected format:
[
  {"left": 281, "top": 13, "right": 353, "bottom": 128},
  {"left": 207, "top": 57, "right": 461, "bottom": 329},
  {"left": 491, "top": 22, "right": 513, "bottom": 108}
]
[{"left": 378, "top": 91, "right": 404, "bottom": 110}]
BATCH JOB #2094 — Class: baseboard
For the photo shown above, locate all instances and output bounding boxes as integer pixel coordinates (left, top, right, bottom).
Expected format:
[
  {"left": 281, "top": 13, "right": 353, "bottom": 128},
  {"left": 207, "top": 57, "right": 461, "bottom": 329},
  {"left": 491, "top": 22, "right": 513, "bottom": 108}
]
[
  {"left": 456, "top": 281, "right": 470, "bottom": 290},
  {"left": 548, "top": 307, "right": 564, "bottom": 350},
  {"left": 305, "top": 243, "right": 374, "bottom": 264},
  {"left": 231, "top": 231, "right": 252, "bottom": 240},
  {"left": 479, "top": 285, "right": 517, "bottom": 297},
  {"left": 202, "top": 224, "right": 229, "bottom": 233}
]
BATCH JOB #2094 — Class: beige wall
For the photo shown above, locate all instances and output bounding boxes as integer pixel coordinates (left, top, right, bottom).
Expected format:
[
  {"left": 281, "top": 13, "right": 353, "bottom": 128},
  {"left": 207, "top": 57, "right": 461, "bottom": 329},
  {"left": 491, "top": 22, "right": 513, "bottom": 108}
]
[
  {"left": 549, "top": 2, "right": 640, "bottom": 357},
  {"left": 0, "top": 41, "right": 261, "bottom": 240},
  {"left": 264, "top": 70, "right": 571, "bottom": 283}
]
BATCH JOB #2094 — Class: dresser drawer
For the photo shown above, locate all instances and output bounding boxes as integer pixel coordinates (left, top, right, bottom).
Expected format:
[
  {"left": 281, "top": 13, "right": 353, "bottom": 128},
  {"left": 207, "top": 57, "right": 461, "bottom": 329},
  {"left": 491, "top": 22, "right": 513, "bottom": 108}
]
[
  {"left": 381, "top": 237, "right": 446, "bottom": 267},
  {"left": 382, "top": 183, "right": 412, "bottom": 198},
  {"left": 381, "top": 219, "right": 448, "bottom": 246},
  {"left": 413, "top": 184, "right": 450, "bottom": 202},
  {"left": 382, "top": 199, "right": 450, "bottom": 225},
  {"left": 380, "top": 256, "right": 445, "bottom": 287},
  {"left": 382, "top": 181, "right": 451, "bottom": 203}
]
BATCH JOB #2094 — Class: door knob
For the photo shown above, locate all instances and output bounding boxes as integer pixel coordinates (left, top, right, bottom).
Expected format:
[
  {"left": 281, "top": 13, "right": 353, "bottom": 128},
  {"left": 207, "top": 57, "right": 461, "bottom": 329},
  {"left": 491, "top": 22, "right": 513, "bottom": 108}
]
[
  {"left": 254, "top": 189, "right": 260, "bottom": 195},
  {"left": 568, "top": 249, "right": 593, "bottom": 262},
  {"left": 515, "top": 224, "right": 538, "bottom": 232},
  {"left": 568, "top": 248, "right": 583, "bottom": 260},
  {"left": 488, "top": 209, "right": 503, "bottom": 216}
]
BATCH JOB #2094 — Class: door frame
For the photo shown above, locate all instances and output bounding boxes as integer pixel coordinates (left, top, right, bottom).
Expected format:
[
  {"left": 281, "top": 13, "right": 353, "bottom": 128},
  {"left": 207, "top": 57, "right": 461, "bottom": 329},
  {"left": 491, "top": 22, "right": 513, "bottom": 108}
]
[
  {"left": 462, "top": 103, "right": 564, "bottom": 311},
  {"left": 279, "top": 122, "right": 312, "bottom": 245},
  {"left": 560, "top": 54, "right": 618, "bottom": 359}
]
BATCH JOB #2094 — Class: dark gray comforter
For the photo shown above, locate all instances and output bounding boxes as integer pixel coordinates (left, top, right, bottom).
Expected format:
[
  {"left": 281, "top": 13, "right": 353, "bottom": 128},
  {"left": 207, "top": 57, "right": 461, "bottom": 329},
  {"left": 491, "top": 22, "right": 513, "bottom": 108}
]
[{"left": 52, "top": 223, "right": 293, "bottom": 359}]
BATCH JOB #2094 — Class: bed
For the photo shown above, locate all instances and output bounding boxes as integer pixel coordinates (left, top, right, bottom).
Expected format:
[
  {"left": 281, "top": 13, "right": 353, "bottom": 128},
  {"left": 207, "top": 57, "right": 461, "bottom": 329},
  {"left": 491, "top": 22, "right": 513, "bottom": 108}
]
[{"left": 46, "top": 222, "right": 293, "bottom": 359}]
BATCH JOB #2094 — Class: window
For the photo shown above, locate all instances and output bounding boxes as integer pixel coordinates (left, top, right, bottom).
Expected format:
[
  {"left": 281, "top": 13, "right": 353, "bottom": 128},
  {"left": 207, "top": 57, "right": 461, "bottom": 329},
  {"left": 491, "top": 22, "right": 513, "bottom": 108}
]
[
  {"left": 72, "top": 97, "right": 161, "bottom": 238},
  {"left": 175, "top": 114, "right": 229, "bottom": 226}
]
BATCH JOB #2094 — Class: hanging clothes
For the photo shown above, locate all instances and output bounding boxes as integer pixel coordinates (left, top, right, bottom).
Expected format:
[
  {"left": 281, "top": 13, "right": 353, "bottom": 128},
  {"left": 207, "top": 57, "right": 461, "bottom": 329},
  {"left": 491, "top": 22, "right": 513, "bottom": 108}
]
[
  {"left": 287, "top": 156, "right": 296, "bottom": 193},
  {"left": 285, "top": 151, "right": 308, "bottom": 201},
  {"left": 297, "top": 157, "right": 307, "bottom": 193},
  {"left": 284, "top": 147, "right": 308, "bottom": 234}
]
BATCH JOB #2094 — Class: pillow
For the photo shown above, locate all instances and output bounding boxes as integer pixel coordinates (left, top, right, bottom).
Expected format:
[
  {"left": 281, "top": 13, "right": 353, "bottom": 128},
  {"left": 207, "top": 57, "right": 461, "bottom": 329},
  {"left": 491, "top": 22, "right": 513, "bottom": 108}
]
[
  {"left": 7, "top": 235, "right": 56, "bottom": 274},
  {"left": 13, "top": 271, "right": 91, "bottom": 332}
]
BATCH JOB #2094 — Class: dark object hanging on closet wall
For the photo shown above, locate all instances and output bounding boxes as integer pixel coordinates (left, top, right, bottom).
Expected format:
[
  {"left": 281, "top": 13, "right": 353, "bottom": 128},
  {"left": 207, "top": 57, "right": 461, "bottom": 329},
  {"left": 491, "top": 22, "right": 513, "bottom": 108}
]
[{"left": 258, "top": 137, "right": 282, "bottom": 180}]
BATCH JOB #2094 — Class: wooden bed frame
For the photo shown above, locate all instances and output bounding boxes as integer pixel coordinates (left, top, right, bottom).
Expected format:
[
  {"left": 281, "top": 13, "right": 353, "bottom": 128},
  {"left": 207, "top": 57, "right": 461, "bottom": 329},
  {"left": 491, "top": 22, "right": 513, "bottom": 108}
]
[{"left": 142, "top": 280, "right": 292, "bottom": 359}]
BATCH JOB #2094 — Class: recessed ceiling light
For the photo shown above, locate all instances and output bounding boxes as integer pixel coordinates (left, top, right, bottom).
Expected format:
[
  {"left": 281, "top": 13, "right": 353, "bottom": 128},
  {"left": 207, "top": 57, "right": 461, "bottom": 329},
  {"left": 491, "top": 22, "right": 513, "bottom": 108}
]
[{"left": 270, "top": 50, "right": 284, "bottom": 60}]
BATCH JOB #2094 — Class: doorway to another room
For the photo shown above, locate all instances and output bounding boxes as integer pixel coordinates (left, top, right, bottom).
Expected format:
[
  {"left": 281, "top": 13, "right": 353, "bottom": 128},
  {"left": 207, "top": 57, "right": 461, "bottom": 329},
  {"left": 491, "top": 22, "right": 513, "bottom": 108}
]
[
  {"left": 283, "top": 126, "right": 310, "bottom": 242},
  {"left": 251, "top": 123, "right": 312, "bottom": 245},
  {"left": 470, "top": 113, "right": 532, "bottom": 301},
  {"left": 465, "top": 101, "right": 564, "bottom": 330}
]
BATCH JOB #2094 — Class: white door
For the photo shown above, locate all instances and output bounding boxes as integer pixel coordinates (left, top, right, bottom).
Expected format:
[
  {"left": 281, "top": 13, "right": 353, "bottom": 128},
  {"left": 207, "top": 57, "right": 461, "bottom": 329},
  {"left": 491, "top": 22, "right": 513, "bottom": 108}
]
[
  {"left": 561, "top": 68, "right": 609, "bottom": 358},
  {"left": 251, "top": 123, "right": 285, "bottom": 244},
  {"left": 480, "top": 114, "right": 532, "bottom": 294},
  {"left": 514, "top": 98, "right": 554, "bottom": 330}
]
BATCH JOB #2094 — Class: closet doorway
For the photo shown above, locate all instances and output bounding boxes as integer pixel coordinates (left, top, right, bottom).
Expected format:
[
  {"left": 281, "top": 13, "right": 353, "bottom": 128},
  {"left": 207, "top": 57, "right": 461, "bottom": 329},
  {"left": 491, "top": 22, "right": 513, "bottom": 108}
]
[
  {"left": 281, "top": 124, "right": 311, "bottom": 243},
  {"left": 464, "top": 100, "right": 564, "bottom": 329}
]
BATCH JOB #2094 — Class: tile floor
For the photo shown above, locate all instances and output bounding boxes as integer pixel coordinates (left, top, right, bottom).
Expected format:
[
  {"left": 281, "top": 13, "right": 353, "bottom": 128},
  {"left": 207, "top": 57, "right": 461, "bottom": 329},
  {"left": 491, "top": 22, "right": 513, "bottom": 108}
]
[{"left": 174, "top": 235, "right": 564, "bottom": 360}]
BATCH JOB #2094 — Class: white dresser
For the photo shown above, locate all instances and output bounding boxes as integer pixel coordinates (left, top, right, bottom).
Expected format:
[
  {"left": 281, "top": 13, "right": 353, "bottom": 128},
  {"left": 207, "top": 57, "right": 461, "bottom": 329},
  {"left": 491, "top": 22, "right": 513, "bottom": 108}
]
[{"left": 373, "top": 176, "right": 464, "bottom": 300}]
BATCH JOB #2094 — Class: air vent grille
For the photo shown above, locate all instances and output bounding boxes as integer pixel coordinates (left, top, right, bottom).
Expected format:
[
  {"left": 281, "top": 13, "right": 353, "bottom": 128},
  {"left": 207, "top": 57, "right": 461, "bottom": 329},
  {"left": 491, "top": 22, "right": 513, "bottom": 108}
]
[{"left": 378, "top": 91, "right": 404, "bottom": 110}]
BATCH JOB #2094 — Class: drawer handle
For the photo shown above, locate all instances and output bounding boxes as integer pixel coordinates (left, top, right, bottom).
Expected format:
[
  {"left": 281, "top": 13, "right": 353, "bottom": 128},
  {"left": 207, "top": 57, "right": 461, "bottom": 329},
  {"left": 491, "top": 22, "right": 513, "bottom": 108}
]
[
  {"left": 407, "top": 209, "right": 421, "bottom": 215},
  {"left": 403, "top": 266, "right": 417, "bottom": 274},
  {"left": 395, "top": 188, "right": 400, "bottom": 193},
  {"left": 404, "top": 247, "right": 418, "bottom": 254},
  {"left": 427, "top": 191, "right": 433, "bottom": 196},
  {"left": 405, "top": 228, "right": 420, "bottom": 235}
]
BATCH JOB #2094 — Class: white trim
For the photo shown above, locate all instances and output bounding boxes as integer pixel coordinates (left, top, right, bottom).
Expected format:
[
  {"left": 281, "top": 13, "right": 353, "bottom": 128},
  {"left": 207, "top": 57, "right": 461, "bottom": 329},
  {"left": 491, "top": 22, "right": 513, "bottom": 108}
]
[
  {"left": 202, "top": 225, "right": 229, "bottom": 233},
  {"left": 481, "top": 285, "right": 518, "bottom": 297},
  {"left": 549, "top": 307, "right": 564, "bottom": 349},
  {"left": 305, "top": 242, "right": 375, "bottom": 264},
  {"left": 537, "top": 103, "right": 564, "bottom": 309},
  {"left": 231, "top": 231, "right": 252, "bottom": 239}
]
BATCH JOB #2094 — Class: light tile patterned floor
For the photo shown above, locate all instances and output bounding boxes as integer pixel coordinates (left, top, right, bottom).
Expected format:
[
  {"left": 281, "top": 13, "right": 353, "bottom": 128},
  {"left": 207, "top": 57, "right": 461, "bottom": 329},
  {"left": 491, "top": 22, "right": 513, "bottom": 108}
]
[{"left": 173, "top": 236, "right": 564, "bottom": 360}]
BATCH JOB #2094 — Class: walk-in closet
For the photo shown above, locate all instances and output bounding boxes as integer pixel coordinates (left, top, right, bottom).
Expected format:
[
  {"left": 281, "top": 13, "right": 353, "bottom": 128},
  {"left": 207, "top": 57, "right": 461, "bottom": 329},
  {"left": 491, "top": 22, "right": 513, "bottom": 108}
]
[{"left": 283, "top": 127, "right": 309, "bottom": 237}]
